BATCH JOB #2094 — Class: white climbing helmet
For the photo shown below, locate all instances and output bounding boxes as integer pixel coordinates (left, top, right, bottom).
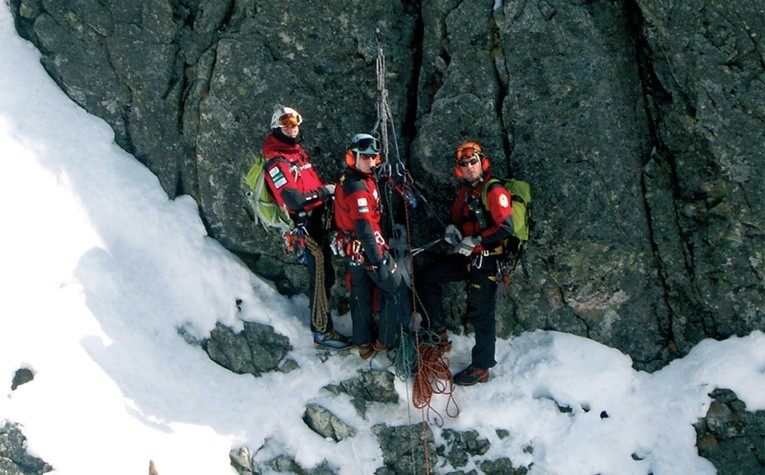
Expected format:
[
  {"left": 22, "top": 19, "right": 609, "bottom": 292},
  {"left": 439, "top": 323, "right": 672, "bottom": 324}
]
[{"left": 270, "top": 105, "right": 303, "bottom": 129}]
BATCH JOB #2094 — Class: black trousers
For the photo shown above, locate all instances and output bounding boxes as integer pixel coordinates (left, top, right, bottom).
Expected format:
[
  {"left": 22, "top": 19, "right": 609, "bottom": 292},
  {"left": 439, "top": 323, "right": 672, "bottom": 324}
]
[
  {"left": 348, "top": 264, "right": 411, "bottom": 347},
  {"left": 418, "top": 253, "right": 499, "bottom": 369}
]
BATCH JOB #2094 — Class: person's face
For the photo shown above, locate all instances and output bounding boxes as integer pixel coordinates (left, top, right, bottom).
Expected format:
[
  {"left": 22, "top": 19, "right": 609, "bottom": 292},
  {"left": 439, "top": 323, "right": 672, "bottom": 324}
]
[
  {"left": 278, "top": 114, "right": 301, "bottom": 138},
  {"left": 356, "top": 153, "right": 378, "bottom": 174},
  {"left": 280, "top": 123, "right": 299, "bottom": 138},
  {"left": 458, "top": 155, "right": 482, "bottom": 183}
]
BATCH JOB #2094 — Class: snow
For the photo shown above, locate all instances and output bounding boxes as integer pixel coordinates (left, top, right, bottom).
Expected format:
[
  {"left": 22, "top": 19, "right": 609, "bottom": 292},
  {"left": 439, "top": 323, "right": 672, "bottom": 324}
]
[{"left": 1, "top": 3, "right": 764, "bottom": 474}]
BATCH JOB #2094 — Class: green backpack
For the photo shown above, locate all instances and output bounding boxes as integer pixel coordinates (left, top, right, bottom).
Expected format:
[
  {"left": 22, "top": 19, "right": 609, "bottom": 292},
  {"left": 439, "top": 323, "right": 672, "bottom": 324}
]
[
  {"left": 481, "top": 177, "right": 532, "bottom": 254},
  {"left": 243, "top": 154, "right": 293, "bottom": 233}
]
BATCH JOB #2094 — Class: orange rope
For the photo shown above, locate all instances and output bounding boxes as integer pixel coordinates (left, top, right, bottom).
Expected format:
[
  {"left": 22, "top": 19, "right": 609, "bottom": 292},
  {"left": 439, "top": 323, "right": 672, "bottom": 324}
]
[
  {"left": 412, "top": 345, "right": 460, "bottom": 425},
  {"left": 401, "top": 184, "right": 459, "bottom": 414},
  {"left": 401, "top": 182, "right": 430, "bottom": 474},
  {"left": 398, "top": 178, "right": 462, "bottom": 474}
]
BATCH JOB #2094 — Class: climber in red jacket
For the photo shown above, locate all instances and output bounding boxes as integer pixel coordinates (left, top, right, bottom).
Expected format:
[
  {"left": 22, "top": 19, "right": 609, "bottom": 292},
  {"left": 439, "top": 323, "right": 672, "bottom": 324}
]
[
  {"left": 334, "top": 134, "right": 407, "bottom": 359},
  {"left": 261, "top": 105, "right": 352, "bottom": 350},
  {"left": 419, "top": 141, "right": 514, "bottom": 385}
]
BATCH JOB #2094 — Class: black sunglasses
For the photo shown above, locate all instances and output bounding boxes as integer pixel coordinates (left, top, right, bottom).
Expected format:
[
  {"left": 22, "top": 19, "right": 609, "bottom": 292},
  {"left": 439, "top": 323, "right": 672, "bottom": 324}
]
[{"left": 458, "top": 157, "right": 480, "bottom": 167}]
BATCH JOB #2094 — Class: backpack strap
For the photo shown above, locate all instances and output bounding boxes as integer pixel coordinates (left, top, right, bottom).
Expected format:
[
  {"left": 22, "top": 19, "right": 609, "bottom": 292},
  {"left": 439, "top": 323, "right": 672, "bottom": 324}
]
[
  {"left": 481, "top": 177, "right": 524, "bottom": 264},
  {"left": 265, "top": 155, "right": 288, "bottom": 168},
  {"left": 480, "top": 178, "right": 503, "bottom": 210}
]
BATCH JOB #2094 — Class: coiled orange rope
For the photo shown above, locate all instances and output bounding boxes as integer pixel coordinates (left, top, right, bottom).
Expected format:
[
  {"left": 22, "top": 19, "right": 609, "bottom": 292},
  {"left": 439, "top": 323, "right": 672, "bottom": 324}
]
[{"left": 412, "top": 344, "right": 460, "bottom": 426}]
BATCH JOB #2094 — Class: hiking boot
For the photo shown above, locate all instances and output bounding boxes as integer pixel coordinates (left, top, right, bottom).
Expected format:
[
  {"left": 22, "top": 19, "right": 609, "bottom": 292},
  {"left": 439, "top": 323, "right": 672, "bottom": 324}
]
[
  {"left": 313, "top": 329, "right": 353, "bottom": 350},
  {"left": 358, "top": 343, "right": 374, "bottom": 360},
  {"left": 373, "top": 339, "right": 390, "bottom": 353},
  {"left": 453, "top": 365, "right": 489, "bottom": 386},
  {"left": 358, "top": 340, "right": 388, "bottom": 360}
]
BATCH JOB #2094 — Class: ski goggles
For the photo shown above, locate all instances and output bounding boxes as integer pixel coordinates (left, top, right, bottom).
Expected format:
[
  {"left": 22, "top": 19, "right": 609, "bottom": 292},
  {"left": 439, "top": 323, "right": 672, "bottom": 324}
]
[
  {"left": 353, "top": 136, "right": 380, "bottom": 154},
  {"left": 455, "top": 146, "right": 481, "bottom": 161},
  {"left": 278, "top": 113, "right": 303, "bottom": 128},
  {"left": 457, "top": 157, "right": 480, "bottom": 168}
]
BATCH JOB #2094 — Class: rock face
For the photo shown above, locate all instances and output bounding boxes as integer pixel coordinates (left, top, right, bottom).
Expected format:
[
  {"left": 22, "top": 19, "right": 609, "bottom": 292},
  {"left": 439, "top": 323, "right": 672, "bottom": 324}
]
[
  {"left": 204, "top": 321, "right": 292, "bottom": 376},
  {"left": 695, "top": 389, "right": 765, "bottom": 475},
  {"left": 0, "top": 423, "right": 52, "bottom": 475},
  {"left": 10, "top": 0, "right": 765, "bottom": 370},
  {"left": 373, "top": 422, "right": 436, "bottom": 475},
  {"left": 302, "top": 403, "right": 357, "bottom": 442},
  {"left": 324, "top": 369, "right": 399, "bottom": 417}
]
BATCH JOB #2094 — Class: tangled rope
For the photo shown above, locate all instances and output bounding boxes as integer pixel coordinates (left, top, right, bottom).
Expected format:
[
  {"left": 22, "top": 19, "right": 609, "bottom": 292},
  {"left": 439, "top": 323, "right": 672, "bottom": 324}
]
[
  {"left": 304, "top": 234, "right": 329, "bottom": 333},
  {"left": 372, "top": 28, "right": 461, "bottom": 475},
  {"left": 400, "top": 171, "right": 459, "bottom": 424},
  {"left": 410, "top": 337, "right": 460, "bottom": 426}
]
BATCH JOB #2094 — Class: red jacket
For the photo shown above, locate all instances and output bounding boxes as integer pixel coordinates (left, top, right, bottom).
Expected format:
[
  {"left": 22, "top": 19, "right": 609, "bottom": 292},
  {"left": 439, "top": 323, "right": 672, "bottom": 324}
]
[
  {"left": 335, "top": 167, "right": 386, "bottom": 264},
  {"left": 451, "top": 175, "right": 514, "bottom": 254},
  {"left": 261, "top": 133, "right": 328, "bottom": 215}
]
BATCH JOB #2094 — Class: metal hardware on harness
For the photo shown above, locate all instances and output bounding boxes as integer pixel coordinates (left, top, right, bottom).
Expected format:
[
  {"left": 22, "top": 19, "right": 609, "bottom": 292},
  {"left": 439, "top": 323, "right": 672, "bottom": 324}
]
[
  {"left": 349, "top": 239, "right": 364, "bottom": 265},
  {"left": 374, "top": 231, "right": 387, "bottom": 248},
  {"left": 376, "top": 162, "right": 392, "bottom": 180},
  {"left": 471, "top": 252, "right": 484, "bottom": 270},
  {"left": 329, "top": 230, "right": 348, "bottom": 257},
  {"left": 283, "top": 226, "right": 307, "bottom": 265},
  {"left": 469, "top": 199, "right": 488, "bottom": 230}
]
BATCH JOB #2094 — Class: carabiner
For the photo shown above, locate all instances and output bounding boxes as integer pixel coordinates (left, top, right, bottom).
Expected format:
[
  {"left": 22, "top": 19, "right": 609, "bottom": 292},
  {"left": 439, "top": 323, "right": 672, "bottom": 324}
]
[{"left": 376, "top": 162, "right": 392, "bottom": 180}]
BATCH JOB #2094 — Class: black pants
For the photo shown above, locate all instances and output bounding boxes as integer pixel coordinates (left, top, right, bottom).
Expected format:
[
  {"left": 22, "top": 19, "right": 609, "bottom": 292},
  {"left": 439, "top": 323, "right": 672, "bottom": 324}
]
[
  {"left": 419, "top": 253, "right": 499, "bottom": 369},
  {"left": 348, "top": 264, "right": 411, "bottom": 347}
]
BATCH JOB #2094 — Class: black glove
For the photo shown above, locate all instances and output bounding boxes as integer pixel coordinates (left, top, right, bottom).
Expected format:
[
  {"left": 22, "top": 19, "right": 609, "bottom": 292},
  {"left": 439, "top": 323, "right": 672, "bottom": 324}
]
[{"left": 371, "top": 252, "right": 402, "bottom": 293}]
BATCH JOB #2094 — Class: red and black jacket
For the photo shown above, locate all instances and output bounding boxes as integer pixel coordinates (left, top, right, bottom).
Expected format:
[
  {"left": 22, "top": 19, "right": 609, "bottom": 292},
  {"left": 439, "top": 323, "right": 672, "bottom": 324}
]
[
  {"left": 451, "top": 173, "right": 514, "bottom": 254},
  {"left": 261, "top": 132, "right": 330, "bottom": 220},
  {"left": 334, "top": 167, "right": 386, "bottom": 265}
]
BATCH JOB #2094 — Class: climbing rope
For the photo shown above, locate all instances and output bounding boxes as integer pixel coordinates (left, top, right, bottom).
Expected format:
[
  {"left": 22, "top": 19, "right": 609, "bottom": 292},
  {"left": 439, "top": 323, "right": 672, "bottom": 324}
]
[
  {"left": 304, "top": 234, "right": 329, "bottom": 333},
  {"left": 372, "top": 29, "right": 403, "bottom": 165},
  {"left": 393, "top": 77, "right": 458, "bottom": 427},
  {"left": 397, "top": 328, "right": 461, "bottom": 423},
  {"left": 412, "top": 345, "right": 460, "bottom": 424},
  {"left": 372, "top": 30, "right": 461, "bottom": 475}
]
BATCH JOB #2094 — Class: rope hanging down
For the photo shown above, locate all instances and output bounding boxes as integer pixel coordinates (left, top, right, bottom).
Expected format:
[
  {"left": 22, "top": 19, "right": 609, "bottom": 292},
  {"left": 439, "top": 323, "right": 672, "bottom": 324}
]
[
  {"left": 372, "top": 29, "right": 401, "bottom": 165},
  {"left": 371, "top": 33, "right": 459, "bottom": 472},
  {"left": 371, "top": 30, "right": 446, "bottom": 232},
  {"left": 304, "top": 234, "right": 329, "bottom": 333}
]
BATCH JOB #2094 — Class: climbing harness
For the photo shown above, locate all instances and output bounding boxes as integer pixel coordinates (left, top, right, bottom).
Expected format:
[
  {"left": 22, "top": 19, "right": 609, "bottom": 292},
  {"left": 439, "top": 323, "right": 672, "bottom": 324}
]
[{"left": 283, "top": 226, "right": 308, "bottom": 265}]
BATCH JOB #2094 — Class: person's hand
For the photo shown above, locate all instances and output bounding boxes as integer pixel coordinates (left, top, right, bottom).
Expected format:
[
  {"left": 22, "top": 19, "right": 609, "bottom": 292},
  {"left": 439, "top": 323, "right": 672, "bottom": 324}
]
[
  {"left": 443, "top": 224, "right": 462, "bottom": 247},
  {"left": 373, "top": 252, "right": 403, "bottom": 292},
  {"left": 456, "top": 236, "right": 481, "bottom": 256},
  {"left": 323, "top": 184, "right": 336, "bottom": 196}
]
